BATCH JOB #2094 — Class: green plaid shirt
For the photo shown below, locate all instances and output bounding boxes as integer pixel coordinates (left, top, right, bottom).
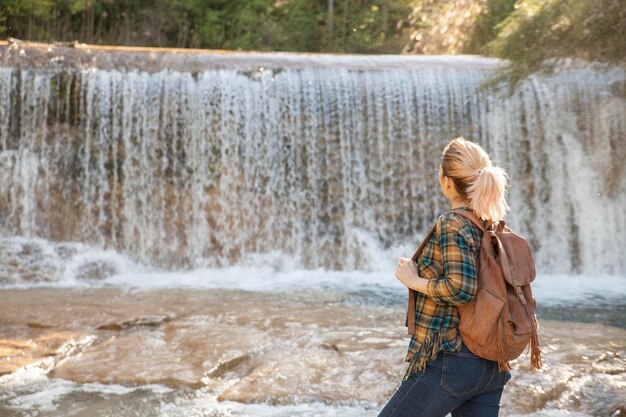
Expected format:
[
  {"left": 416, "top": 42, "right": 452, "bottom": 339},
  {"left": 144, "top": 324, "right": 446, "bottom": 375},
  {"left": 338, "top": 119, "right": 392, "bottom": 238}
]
[{"left": 403, "top": 206, "right": 485, "bottom": 380}]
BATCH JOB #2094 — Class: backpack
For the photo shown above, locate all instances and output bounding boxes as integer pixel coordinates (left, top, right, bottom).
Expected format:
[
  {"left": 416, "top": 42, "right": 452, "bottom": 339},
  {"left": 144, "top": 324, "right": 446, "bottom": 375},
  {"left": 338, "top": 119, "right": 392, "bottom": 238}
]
[{"left": 406, "top": 209, "right": 542, "bottom": 372}]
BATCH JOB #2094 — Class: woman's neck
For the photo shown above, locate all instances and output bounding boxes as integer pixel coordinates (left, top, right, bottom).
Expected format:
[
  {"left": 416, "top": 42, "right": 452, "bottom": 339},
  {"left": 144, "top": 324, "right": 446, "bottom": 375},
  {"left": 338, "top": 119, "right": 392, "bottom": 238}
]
[{"left": 450, "top": 199, "right": 472, "bottom": 209}]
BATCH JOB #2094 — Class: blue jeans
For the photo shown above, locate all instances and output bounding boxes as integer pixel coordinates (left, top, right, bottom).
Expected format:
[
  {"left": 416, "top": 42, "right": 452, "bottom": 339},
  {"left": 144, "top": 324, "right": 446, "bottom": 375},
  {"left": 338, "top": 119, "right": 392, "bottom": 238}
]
[{"left": 377, "top": 343, "right": 512, "bottom": 417}]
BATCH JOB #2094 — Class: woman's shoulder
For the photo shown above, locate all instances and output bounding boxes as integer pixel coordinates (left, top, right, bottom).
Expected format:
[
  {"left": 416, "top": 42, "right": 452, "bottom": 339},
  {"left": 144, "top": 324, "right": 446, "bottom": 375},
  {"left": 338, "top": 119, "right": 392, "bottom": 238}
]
[
  {"left": 438, "top": 208, "right": 486, "bottom": 228},
  {"left": 435, "top": 210, "right": 483, "bottom": 246},
  {"left": 436, "top": 211, "right": 469, "bottom": 231}
]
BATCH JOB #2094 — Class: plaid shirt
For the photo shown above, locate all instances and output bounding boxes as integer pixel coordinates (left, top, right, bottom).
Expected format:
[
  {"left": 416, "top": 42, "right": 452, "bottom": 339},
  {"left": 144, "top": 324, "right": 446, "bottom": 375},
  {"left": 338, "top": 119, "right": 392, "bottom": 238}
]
[{"left": 403, "top": 206, "right": 485, "bottom": 380}]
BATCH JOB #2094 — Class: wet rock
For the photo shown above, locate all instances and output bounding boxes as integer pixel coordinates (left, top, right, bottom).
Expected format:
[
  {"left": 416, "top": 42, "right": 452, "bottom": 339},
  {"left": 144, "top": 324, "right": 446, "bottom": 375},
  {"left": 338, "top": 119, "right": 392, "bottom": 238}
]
[
  {"left": 612, "top": 404, "right": 626, "bottom": 416},
  {"left": 75, "top": 259, "right": 118, "bottom": 281},
  {"left": 611, "top": 79, "right": 626, "bottom": 99},
  {"left": 0, "top": 288, "right": 624, "bottom": 416},
  {"left": 54, "top": 244, "right": 79, "bottom": 260},
  {"left": 27, "top": 322, "right": 54, "bottom": 329},
  {"left": 50, "top": 316, "right": 270, "bottom": 388},
  {"left": 204, "top": 351, "right": 251, "bottom": 378},
  {"left": 96, "top": 315, "right": 172, "bottom": 331},
  {"left": 321, "top": 342, "right": 341, "bottom": 352},
  {"left": 0, "top": 332, "right": 93, "bottom": 376},
  {"left": 217, "top": 343, "right": 401, "bottom": 404},
  {"left": 0, "top": 239, "right": 63, "bottom": 284}
]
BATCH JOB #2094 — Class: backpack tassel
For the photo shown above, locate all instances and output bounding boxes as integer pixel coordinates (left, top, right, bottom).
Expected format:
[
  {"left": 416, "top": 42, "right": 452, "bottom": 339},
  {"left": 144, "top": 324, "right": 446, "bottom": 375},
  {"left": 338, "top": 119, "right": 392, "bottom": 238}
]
[
  {"left": 496, "top": 318, "right": 511, "bottom": 372},
  {"left": 529, "top": 312, "right": 542, "bottom": 370}
]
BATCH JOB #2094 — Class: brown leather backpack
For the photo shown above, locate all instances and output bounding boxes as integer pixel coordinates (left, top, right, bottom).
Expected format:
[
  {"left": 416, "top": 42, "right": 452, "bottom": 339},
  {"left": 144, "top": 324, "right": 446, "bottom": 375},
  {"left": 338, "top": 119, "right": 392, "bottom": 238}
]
[{"left": 406, "top": 209, "right": 542, "bottom": 372}]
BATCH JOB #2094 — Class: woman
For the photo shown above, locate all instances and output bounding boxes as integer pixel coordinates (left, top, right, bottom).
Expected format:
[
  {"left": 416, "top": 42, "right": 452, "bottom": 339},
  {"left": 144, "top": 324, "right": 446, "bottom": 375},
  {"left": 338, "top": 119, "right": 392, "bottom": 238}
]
[{"left": 378, "top": 137, "right": 512, "bottom": 417}]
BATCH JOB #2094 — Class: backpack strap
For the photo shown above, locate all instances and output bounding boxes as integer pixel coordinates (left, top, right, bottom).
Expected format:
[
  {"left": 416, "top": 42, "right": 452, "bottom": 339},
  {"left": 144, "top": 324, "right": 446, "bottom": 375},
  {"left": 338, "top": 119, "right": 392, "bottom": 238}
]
[
  {"left": 405, "top": 223, "right": 437, "bottom": 335},
  {"left": 409, "top": 224, "right": 438, "bottom": 262},
  {"left": 448, "top": 208, "right": 496, "bottom": 232},
  {"left": 405, "top": 210, "right": 499, "bottom": 336}
]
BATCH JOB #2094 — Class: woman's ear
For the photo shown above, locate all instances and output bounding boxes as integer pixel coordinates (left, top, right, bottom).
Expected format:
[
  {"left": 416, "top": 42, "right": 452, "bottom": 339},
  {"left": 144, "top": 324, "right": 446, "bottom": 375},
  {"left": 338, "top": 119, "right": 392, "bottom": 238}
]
[{"left": 441, "top": 175, "right": 450, "bottom": 190}]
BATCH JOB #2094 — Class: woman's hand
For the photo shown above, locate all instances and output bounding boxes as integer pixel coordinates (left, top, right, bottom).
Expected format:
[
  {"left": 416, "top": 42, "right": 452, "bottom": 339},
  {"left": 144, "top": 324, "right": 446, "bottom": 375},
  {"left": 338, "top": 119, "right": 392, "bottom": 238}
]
[{"left": 395, "top": 257, "right": 419, "bottom": 289}]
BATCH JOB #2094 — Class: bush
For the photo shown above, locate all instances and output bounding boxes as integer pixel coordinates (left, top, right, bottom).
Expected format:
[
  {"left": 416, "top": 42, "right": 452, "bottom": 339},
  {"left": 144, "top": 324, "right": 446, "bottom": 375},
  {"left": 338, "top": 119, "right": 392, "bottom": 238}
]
[{"left": 486, "top": 0, "right": 626, "bottom": 86}]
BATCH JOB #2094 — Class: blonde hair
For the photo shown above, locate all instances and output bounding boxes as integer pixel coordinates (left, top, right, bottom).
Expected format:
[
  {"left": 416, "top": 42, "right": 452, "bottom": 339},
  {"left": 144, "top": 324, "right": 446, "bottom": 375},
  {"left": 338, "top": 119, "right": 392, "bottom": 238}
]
[{"left": 440, "top": 137, "right": 510, "bottom": 222}]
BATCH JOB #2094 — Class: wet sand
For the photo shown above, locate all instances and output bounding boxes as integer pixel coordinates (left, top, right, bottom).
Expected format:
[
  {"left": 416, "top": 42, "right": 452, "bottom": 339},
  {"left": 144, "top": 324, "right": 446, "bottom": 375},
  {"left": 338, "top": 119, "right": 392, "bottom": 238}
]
[{"left": 1, "top": 288, "right": 624, "bottom": 416}]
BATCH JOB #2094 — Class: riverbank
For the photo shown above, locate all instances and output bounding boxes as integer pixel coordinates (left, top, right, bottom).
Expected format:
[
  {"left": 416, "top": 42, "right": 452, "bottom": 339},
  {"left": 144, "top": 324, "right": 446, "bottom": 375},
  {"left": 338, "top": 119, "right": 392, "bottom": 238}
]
[{"left": 1, "top": 288, "right": 624, "bottom": 416}]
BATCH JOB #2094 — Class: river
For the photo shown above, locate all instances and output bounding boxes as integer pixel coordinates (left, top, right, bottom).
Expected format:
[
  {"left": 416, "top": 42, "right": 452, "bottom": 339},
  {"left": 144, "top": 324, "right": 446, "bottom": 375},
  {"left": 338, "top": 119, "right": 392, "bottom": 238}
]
[{"left": 0, "top": 42, "right": 624, "bottom": 416}]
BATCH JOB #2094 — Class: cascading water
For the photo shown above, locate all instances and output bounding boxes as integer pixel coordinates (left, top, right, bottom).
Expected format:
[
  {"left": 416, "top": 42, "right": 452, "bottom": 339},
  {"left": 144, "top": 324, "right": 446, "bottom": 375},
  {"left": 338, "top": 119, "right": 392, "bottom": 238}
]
[
  {"left": 1, "top": 43, "right": 626, "bottom": 417},
  {"left": 0, "top": 44, "right": 624, "bottom": 277}
]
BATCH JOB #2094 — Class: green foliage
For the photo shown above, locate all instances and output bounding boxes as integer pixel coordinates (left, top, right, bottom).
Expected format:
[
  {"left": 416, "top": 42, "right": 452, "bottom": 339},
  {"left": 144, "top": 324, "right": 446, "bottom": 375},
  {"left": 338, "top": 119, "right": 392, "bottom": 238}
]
[
  {"left": 0, "top": 0, "right": 622, "bottom": 87},
  {"left": 324, "top": 0, "right": 413, "bottom": 53},
  {"left": 465, "top": 0, "right": 517, "bottom": 54},
  {"left": 2, "top": 0, "right": 55, "bottom": 16},
  {"left": 0, "top": 0, "right": 412, "bottom": 53},
  {"left": 483, "top": 0, "right": 626, "bottom": 87}
]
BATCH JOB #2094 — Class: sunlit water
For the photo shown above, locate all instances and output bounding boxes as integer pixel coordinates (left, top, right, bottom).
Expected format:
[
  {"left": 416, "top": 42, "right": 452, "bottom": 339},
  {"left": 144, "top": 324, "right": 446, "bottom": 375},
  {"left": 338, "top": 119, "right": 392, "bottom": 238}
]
[
  {"left": 0, "top": 239, "right": 625, "bottom": 416},
  {"left": 1, "top": 286, "right": 625, "bottom": 417},
  {"left": 0, "top": 44, "right": 625, "bottom": 416},
  {"left": 0, "top": 45, "right": 625, "bottom": 274}
]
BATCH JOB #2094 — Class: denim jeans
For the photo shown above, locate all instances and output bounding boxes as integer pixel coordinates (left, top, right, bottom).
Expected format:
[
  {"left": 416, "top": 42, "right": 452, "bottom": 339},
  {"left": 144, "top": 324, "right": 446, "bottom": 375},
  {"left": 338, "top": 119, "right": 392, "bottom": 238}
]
[{"left": 377, "top": 343, "right": 512, "bottom": 417}]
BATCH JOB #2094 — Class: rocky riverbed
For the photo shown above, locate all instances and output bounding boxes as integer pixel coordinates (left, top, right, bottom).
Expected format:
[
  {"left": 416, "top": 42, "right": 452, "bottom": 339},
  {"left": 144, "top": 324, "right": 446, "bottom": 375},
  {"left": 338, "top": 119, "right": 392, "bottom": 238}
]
[{"left": 1, "top": 288, "right": 624, "bottom": 416}]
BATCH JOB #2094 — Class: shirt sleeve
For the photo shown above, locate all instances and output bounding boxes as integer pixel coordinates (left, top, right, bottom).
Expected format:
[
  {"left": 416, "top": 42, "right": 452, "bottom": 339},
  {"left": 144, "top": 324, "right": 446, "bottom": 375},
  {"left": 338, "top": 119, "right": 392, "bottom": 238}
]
[{"left": 426, "top": 216, "right": 478, "bottom": 305}]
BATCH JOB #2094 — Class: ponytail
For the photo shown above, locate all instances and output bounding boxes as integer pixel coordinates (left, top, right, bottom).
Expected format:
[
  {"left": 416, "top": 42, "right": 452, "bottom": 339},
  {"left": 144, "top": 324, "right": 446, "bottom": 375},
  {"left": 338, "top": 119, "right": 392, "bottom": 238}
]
[
  {"left": 467, "top": 165, "right": 511, "bottom": 222},
  {"left": 440, "top": 137, "right": 510, "bottom": 222}
]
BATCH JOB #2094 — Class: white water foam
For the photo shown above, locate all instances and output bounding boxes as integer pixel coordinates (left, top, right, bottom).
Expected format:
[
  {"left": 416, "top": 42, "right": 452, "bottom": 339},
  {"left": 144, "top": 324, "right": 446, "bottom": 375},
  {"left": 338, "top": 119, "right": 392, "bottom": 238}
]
[
  {"left": 2, "top": 373, "right": 601, "bottom": 417},
  {"left": 0, "top": 236, "right": 624, "bottom": 307},
  {"left": 0, "top": 376, "right": 173, "bottom": 413},
  {"left": 159, "top": 393, "right": 379, "bottom": 417},
  {"left": 0, "top": 373, "right": 378, "bottom": 417}
]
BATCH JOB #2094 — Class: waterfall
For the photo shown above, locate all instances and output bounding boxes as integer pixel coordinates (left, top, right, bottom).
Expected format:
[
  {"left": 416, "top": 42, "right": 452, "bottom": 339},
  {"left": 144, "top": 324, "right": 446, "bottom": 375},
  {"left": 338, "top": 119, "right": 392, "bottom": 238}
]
[{"left": 0, "top": 45, "right": 624, "bottom": 275}]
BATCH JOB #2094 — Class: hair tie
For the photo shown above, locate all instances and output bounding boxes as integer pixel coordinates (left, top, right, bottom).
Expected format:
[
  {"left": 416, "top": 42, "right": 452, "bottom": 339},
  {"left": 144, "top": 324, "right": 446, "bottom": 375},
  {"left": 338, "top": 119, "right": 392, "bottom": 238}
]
[{"left": 477, "top": 169, "right": 482, "bottom": 174}]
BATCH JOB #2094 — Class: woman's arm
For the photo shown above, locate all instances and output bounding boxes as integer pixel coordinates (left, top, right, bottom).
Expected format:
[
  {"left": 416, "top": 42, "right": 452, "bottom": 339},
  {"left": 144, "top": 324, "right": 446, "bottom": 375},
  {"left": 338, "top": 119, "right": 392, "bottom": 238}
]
[{"left": 396, "top": 216, "right": 478, "bottom": 305}]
